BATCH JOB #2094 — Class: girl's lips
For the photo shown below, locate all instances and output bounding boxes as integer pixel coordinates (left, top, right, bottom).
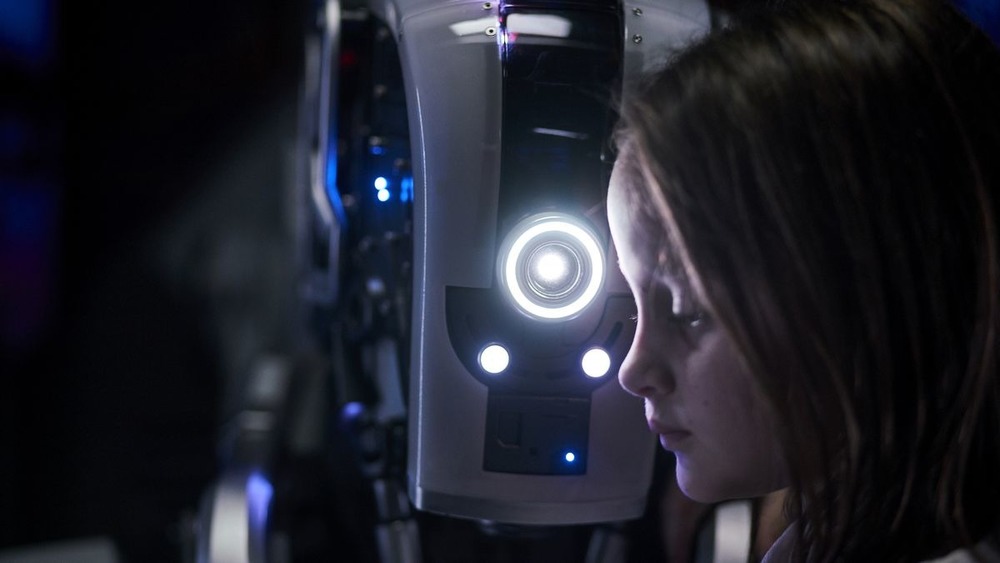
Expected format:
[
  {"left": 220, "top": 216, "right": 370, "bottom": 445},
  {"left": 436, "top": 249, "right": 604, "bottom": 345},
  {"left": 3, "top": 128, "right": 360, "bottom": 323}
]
[
  {"left": 648, "top": 419, "right": 692, "bottom": 449},
  {"left": 647, "top": 418, "right": 687, "bottom": 435}
]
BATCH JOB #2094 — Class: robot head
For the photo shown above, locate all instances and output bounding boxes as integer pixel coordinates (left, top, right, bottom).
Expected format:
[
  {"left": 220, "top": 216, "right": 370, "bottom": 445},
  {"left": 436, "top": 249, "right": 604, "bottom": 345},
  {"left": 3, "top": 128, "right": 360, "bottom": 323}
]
[
  {"left": 395, "top": 0, "right": 711, "bottom": 525},
  {"left": 305, "top": 0, "right": 712, "bottom": 526}
]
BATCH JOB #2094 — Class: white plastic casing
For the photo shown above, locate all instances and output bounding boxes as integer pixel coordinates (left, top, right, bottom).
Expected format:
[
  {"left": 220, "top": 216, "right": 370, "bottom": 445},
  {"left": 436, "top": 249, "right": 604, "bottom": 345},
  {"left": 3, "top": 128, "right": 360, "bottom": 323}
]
[{"left": 371, "top": 0, "right": 710, "bottom": 524}]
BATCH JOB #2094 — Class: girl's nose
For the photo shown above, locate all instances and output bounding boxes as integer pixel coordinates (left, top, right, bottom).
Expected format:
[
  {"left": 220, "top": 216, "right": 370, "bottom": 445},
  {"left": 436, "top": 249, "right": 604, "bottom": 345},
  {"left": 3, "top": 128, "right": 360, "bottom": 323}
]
[{"left": 617, "top": 323, "right": 676, "bottom": 398}]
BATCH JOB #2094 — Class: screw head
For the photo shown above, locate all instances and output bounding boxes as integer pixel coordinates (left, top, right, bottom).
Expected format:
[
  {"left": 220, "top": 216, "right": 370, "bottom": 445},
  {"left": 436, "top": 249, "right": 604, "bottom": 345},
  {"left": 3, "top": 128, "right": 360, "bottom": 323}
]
[
  {"left": 483, "top": 2, "right": 492, "bottom": 9},
  {"left": 632, "top": 34, "right": 643, "bottom": 44},
  {"left": 486, "top": 26, "right": 497, "bottom": 36},
  {"left": 633, "top": 7, "right": 643, "bottom": 16}
]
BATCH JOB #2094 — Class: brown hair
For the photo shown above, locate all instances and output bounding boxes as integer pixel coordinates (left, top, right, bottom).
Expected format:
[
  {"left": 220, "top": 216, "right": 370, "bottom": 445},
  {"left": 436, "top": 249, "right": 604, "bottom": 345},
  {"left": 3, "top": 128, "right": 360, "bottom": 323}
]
[{"left": 619, "top": 0, "right": 1000, "bottom": 560}]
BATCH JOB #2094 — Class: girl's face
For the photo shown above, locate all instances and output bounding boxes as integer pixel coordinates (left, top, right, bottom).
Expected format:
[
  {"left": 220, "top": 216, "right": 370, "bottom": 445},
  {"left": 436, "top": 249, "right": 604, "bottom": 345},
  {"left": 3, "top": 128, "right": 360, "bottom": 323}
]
[{"left": 607, "top": 160, "right": 788, "bottom": 503}]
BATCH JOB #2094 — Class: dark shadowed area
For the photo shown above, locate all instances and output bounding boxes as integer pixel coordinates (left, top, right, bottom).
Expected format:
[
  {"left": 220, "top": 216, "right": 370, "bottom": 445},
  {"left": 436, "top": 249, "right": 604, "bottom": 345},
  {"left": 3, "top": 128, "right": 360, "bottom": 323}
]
[{"left": 3, "top": 1, "right": 306, "bottom": 561}]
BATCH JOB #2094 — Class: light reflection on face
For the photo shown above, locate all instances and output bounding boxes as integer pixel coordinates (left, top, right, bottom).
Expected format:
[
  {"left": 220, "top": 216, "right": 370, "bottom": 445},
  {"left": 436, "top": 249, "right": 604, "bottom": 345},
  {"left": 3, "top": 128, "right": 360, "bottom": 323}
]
[{"left": 606, "top": 155, "right": 788, "bottom": 503}]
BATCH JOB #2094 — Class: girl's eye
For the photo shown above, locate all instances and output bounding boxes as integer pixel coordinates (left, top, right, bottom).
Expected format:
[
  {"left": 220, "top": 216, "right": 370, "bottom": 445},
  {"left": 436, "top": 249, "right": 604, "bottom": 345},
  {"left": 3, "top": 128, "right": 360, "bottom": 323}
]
[
  {"left": 667, "top": 309, "right": 707, "bottom": 328},
  {"left": 630, "top": 297, "right": 709, "bottom": 329},
  {"left": 645, "top": 281, "right": 708, "bottom": 329}
]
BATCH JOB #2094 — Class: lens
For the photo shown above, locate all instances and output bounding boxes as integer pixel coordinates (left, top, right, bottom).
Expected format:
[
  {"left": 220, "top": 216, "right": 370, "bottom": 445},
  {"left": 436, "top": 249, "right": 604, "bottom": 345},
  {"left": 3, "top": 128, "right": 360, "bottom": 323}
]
[
  {"left": 499, "top": 213, "right": 605, "bottom": 321},
  {"left": 526, "top": 242, "right": 583, "bottom": 300},
  {"left": 479, "top": 344, "right": 510, "bottom": 374},
  {"left": 581, "top": 347, "right": 611, "bottom": 378}
]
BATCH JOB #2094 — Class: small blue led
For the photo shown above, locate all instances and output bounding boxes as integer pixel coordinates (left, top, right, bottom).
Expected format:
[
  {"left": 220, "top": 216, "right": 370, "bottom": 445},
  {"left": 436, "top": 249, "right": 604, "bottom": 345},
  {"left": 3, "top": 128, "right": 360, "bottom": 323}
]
[
  {"left": 400, "top": 176, "right": 414, "bottom": 203},
  {"left": 370, "top": 146, "right": 385, "bottom": 156},
  {"left": 374, "top": 176, "right": 388, "bottom": 191},
  {"left": 377, "top": 189, "right": 391, "bottom": 202},
  {"left": 564, "top": 452, "right": 576, "bottom": 463}
]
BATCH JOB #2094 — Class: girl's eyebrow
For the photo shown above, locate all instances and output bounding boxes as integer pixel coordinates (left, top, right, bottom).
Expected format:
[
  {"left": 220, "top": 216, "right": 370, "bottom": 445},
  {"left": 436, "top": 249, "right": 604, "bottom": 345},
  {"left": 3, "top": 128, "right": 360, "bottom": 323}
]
[{"left": 653, "top": 248, "right": 687, "bottom": 284}]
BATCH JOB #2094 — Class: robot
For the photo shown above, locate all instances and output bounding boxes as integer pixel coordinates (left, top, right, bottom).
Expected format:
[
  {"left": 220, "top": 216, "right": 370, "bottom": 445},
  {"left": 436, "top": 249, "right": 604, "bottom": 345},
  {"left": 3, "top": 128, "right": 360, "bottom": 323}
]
[{"left": 194, "top": 1, "right": 731, "bottom": 561}]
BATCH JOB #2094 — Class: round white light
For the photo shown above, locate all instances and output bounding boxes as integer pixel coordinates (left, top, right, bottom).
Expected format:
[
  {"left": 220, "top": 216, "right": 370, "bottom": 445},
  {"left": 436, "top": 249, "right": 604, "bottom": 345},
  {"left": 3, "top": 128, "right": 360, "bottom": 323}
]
[
  {"left": 377, "top": 189, "right": 391, "bottom": 202},
  {"left": 581, "top": 347, "right": 611, "bottom": 378},
  {"left": 479, "top": 344, "right": 510, "bottom": 374},
  {"left": 533, "top": 250, "right": 569, "bottom": 284},
  {"left": 500, "top": 214, "right": 605, "bottom": 321},
  {"left": 564, "top": 452, "right": 576, "bottom": 463},
  {"left": 374, "top": 176, "right": 388, "bottom": 191}
]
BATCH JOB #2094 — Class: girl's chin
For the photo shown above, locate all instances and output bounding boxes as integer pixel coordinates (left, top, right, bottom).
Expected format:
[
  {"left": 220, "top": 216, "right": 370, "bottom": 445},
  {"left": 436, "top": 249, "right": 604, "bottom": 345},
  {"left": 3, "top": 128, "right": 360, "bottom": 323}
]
[
  {"left": 674, "top": 459, "right": 722, "bottom": 503},
  {"left": 675, "top": 459, "right": 759, "bottom": 504}
]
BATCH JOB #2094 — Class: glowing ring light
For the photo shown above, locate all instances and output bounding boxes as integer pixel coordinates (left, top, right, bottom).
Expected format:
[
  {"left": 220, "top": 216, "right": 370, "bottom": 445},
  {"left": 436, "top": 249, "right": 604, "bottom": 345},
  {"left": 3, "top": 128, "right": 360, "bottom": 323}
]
[{"left": 499, "top": 213, "right": 605, "bottom": 321}]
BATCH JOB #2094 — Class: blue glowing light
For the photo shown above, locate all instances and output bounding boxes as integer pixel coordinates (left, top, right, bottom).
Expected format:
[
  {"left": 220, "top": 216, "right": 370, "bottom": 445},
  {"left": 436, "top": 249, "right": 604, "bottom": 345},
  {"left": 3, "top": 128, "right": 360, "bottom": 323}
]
[
  {"left": 246, "top": 472, "right": 274, "bottom": 532},
  {"left": 400, "top": 176, "right": 414, "bottom": 203},
  {"left": 342, "top": 401, "right": 365, "bottom": 420},
  {"left": 374, "top": 176, "right": 388, "bottom": 191},
  {"left": 325, "top": 146, "right": 340, "bottom": 213},
  {"left": 564, "top": 452, "right": 576, "bottom": 463},
  {"left": 370, "top": 146, "right": 385, "bottom": 156},
  {"left": 321, "top": 145, "right": 346, "bottom": 225},
  {"left": 377, "top": 189, "right": 391, "bottom": 202}
]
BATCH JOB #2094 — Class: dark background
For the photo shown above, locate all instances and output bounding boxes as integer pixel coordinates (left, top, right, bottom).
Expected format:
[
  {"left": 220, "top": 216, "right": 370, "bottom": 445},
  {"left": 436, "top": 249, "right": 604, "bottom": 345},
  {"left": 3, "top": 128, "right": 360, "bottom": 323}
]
[
  {"left": 2, "top": 0, "right": 307, "bottom": 560},
  {"left": 1, "top": 0, "right": 998, "bottom": 562}
]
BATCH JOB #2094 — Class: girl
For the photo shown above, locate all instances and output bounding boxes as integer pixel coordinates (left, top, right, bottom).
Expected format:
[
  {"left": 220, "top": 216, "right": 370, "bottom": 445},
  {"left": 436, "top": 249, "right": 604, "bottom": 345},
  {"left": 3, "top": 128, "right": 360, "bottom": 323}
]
[{"left": 608, "top": 0, "right": 1000, "bottom": 560}]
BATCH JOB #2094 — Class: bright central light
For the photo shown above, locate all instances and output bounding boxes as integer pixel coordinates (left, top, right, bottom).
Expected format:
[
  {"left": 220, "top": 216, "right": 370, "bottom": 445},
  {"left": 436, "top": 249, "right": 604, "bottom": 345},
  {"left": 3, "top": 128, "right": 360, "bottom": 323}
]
[
  {"left": 526, "top": 242, "right": 583, "bottom": 300},
  {"left": 479, "top": 344, "right": 510, "bottom": 374},
  {"left": 564, "top": 452, "right": 576, "bottom": 463},
  {"left": 581, "top": 348, "right": 611, "bottom": 378},
  {"left": 499, "top": 214, "right": 605, "bottom": 321},
  {"left": 533, "top": 250, "right": 569, "bottom": 284}
]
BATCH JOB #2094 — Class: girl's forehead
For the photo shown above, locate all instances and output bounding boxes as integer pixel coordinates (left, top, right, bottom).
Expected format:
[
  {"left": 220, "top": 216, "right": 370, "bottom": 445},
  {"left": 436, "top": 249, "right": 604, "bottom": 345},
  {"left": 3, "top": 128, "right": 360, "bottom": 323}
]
[
  {"left": 610, "top": 190, "right": 688, "bottom": 295},
  {"left": 610, "top": 154, "right": 661, "bottom": 232},
  {"left": 628, "top": 195, "right": 687, "bottom": 277}
]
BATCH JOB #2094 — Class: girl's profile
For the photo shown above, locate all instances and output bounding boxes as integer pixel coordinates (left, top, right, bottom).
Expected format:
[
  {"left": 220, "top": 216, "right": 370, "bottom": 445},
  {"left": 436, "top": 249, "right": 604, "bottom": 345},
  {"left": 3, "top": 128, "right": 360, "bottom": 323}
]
[{"left": 609, "top": 0, "right": 1000, "bottom": 560}]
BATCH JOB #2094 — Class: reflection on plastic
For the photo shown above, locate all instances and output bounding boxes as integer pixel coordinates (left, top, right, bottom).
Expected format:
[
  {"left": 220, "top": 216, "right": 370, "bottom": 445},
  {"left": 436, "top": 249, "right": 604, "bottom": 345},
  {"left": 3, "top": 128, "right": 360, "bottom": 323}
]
[
  {"left": 506, "top": 14, "right": 572, "bottom": 38},
  {"left": 449, "top": 17, "right": 500, "bottom": 37}
]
